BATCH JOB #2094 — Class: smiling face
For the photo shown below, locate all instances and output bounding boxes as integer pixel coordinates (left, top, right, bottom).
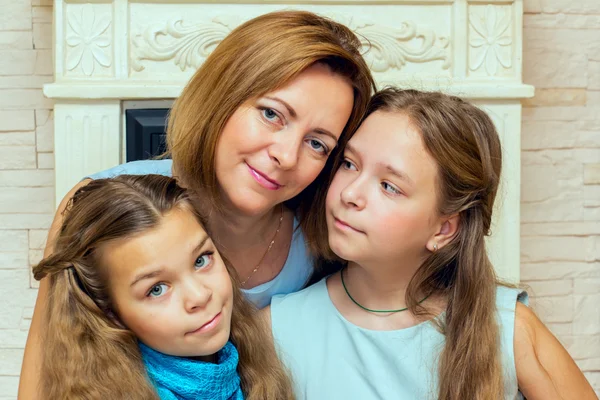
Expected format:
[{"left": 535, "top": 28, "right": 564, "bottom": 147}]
[
  {"left": 326, "top": 111, "right": 442, "bottom": 268},
  {"left": 101, "top": 206, "right": 233, "bottom": 360},
  {"left": 214, "top": 63, "right": 355, "bottom": 216}
]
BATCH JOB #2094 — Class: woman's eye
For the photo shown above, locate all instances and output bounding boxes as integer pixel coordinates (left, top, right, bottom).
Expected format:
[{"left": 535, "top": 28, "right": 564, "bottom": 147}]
[
  {"left": 194, "top": 253, "right": 213, "bottom": 269},
  {"left": 261, "top": 108, "right": 281, "bottom": 123},
  {"left": 147, "top": 283, "right": 167, "bottom": 298},
  {"left": 341, "top": 159, "right": 357, "bottom": 171},
  {"left": 382, "top": 182, "right": 401, "bottom": 195},
  {"left": 307, "top": 139, "right": 328, "bottom": 154}
]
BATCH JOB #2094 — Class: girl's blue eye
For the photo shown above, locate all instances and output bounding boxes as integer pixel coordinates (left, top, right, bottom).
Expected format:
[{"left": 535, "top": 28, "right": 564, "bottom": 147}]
[
  {"left": 262, "top": 108, "right": 280, "bottom": 123},
  {"left": 194, "top": 253, "right": 212, "bottom": 269},
  {"left": 148, "top": 283, "right": 167, "bottom": 298},
  {"left": 382, "top": 182, "right": 401, "bottom": 195}
]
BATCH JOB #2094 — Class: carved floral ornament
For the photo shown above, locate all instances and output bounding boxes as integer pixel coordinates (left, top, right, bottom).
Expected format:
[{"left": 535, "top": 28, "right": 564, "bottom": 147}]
[
  {"left": 469, "top": 5, "right": 513, "bottom": 76},
  {"left": 130, "top": 16, "right": 451, "bottom": 73},
  {"left": 65, "top": 4, "right": 112, "bottom": 76}
]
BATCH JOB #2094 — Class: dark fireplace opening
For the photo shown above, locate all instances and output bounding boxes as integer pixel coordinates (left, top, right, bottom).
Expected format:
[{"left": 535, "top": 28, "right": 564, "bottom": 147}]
[{"left": 125, "top": 108, "right": 170, "bottom": 162}]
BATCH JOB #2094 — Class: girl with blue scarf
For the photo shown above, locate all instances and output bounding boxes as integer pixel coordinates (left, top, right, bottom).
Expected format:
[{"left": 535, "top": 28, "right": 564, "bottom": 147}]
[{"left": 32, "top": 175, "right": 294, "bottom": 400}]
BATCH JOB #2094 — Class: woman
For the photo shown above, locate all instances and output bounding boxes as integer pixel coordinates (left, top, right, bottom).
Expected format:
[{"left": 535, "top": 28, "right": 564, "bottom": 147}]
[{"left": 19, "top": 10, "right": 375, "bottom": 398}]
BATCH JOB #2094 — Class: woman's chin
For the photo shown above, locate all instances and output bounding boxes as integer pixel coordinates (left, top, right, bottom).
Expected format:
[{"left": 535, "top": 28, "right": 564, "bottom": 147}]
[{"left": 224, "top": 190, "right": 287, "bottom": 217}]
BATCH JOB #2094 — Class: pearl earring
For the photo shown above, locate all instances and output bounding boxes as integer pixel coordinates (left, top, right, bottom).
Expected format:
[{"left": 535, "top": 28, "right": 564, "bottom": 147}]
[{"left": 433, "top": 243, "right": 438, "bottom": 252}]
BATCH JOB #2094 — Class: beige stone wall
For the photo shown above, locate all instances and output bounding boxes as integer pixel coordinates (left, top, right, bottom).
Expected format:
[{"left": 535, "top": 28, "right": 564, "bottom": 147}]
[
  {"left": 0, "top": 0, "right": 54, "bottom": 397},
  {"left": 521, "top": 0, "right": 600, "bottom": 394},
  {"left": 0, "top": 0, "right": 597, "bottom": 397}
]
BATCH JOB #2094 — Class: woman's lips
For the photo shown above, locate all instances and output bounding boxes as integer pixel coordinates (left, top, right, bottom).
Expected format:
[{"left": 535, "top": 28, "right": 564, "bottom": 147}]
[{"left": 247, "top": 164, "right": 282, "bottom": 190}]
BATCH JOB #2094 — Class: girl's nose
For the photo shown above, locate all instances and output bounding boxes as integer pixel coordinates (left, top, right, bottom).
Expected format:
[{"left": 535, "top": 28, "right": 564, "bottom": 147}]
[
  {"left": 183, "top": 281, "right": 212, "bottom": 313},
  {"left": 340, "top": 178, "right": 366, "bottom": 210}
]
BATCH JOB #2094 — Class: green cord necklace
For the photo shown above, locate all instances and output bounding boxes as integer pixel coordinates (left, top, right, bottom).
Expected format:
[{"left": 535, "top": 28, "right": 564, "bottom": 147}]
[{"left": 341, "top": 267, "right": 431, "bottom": 314}]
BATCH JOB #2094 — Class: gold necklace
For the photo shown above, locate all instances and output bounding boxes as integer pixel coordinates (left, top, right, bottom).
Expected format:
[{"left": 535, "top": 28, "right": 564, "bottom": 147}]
[{"left": 240, "top": 205, "right": 284, "bottom": 287}]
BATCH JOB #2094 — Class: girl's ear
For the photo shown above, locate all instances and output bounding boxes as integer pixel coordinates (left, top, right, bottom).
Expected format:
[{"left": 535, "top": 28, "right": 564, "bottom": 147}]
[{"left": 426, "top": 213, "right": 460, "bottom": 252}]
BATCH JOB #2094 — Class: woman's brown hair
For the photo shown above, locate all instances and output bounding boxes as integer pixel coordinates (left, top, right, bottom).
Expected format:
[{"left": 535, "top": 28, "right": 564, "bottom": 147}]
[
  {"left": 32, "top": 175, "right": 294, "bottom": 399},
  {"left": 166, "top": 10, "right": 375, "bottom": 250},
  {"left": 337, "top": 88, "right": 504, "bottom": 399}
]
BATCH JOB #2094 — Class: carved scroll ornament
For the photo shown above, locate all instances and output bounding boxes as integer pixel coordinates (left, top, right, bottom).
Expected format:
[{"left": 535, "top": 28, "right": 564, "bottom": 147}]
[{"left": 131, "top": 15, "right": 451, "bottom": 73}]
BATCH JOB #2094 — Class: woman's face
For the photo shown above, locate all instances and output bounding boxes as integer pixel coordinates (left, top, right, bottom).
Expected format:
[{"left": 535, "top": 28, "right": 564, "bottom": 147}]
[{"left": 215, "top": 63, "right": 354, "bottom": 216}]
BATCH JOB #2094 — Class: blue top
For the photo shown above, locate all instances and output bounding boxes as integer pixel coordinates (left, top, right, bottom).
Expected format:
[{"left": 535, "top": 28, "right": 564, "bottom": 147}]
[
  {"left": 87, "top": 160, "right": 313, "bottom": 308},
  {"left": 271, "top": 277, "right": 527, "bottom": 399},
  {"left": 140, "top": 341, "right": 244, "bottom": 400}
]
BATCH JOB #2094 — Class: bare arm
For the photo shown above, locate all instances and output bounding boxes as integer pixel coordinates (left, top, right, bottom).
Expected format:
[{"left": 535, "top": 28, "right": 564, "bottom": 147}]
[
  {"left": 515, "top": 302, "right": 598, "bottom": 399},
  {"left": 18, "top": 179, "right": 92, "bottom": 400}
]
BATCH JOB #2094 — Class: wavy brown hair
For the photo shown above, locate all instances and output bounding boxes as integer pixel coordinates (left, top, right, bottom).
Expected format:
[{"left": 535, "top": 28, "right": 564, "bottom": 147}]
[
  {"left": 166, "top": 10, "right": 375, "bottom": 251},
  {"left": 32, "top": 175, "right": 294, "bottom": 399}
]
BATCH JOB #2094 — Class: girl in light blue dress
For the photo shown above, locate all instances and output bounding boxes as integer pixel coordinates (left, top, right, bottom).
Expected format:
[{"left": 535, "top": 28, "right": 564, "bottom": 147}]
[{"left": 268, "top": 89, "right": 596, "bottom": 400}]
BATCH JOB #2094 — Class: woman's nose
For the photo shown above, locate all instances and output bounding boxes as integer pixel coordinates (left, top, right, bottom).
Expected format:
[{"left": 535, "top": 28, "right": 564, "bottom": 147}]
[{"left": 268, "top": 128, "right": 303, "bottom": 170}]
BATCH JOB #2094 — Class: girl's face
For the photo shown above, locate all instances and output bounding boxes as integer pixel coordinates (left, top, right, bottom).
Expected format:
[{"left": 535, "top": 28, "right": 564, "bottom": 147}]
[
  {"left": 326, "top": 111, "right": 442, "bottom": 267},
  {"left": 102, "top": 206, "right": 234, "bottom": 360},
  {"left": 215, "top": 63, "right": 354, "bottom": 216}
]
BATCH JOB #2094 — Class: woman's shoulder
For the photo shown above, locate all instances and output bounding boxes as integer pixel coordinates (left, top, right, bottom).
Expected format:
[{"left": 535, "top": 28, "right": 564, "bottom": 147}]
[{"left": 86, "top": 159, "right": 173, "bottom": 180}]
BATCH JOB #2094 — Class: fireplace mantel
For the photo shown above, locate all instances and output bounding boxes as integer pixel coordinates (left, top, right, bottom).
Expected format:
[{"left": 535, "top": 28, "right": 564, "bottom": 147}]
[{"left": 45, "top": 0, "right": 533, "bottom": 282}]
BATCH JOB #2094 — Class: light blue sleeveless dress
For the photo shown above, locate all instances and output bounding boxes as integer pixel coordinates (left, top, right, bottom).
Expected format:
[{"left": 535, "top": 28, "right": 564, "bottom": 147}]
[
  {"left": 87, "top": 160, "right": 312, "bottom": 309},
  {"left": 271, "top": 277, "right": 527, "bottom": 399}
]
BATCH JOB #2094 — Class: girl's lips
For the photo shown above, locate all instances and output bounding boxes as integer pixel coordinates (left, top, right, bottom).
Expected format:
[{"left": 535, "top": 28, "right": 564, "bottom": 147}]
[
  {"left": 247, "top": 164, "right": 281, "bottom": 190},
  {"left": 187, "top": 312, "right": 222, "bottom": 335},
  {"left": 333, "top": 217, "right": 364, "bottom": 234}
]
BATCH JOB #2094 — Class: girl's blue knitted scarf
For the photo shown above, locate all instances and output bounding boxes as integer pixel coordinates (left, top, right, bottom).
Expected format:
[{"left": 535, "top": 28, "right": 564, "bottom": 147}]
[{"left": 139, "top": 341, "right": 244, "bottom": 400}]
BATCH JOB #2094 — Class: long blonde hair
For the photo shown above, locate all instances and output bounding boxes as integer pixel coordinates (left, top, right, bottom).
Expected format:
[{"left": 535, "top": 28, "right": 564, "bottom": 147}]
[
  {"left": 33, "top": 175, "right": 294, "bottom": 399},
  {"left": 166, "top": 10, "right": 375, "bottom": 241}
]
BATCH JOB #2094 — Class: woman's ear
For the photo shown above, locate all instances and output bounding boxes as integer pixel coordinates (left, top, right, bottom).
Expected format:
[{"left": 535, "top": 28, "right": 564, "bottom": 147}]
[{"left": 426, "top": 213, "right": 460, "bottom": 252}]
